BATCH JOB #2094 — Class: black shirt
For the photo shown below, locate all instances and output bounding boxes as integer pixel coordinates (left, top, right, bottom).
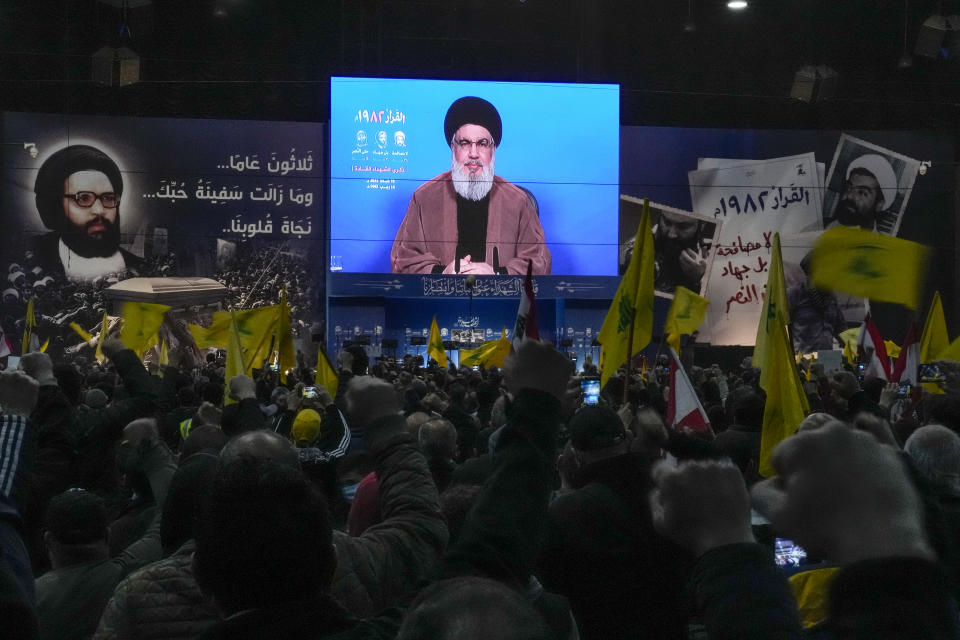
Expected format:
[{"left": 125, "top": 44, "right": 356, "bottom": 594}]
[{"left": 455, "top": 194, "right": 490, "bottom": 265}]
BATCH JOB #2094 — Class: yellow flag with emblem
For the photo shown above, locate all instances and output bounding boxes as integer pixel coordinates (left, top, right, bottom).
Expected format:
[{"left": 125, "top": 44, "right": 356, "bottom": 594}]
[
  {"left": 120, "top": 301, "right": 170, "bottom": 356},
  {"left": 224, "top": 311, "right": 247, "bottom": 405},
  {"left": 664, "top": 286, "right": 709, "bottom": 354},
  {"left": 428, "top": 316, "right": 448, "bottom": 368},
  {"left": 758, "top": 309, "right": 810, "bottom": 477},
  {"left": 189, "top": 306, "right": 279, "bottom": 371},
  {"left": 753, "top": 233, "right": 790, "bottom": 389},
  {"left": 598, "top": 199, "right": 655, "bottom": 389},
  {"left": 460, "top": 329, "right": 511, "bottom": 368},
  {"left": 315, "top": 347, "right": 339, "bottom": 398},
  {"left": 756, "top": 233, "right": 809, "bottom": 477},
  {"left": 810, "top": 226, "right": 929, "bottom": 309}
]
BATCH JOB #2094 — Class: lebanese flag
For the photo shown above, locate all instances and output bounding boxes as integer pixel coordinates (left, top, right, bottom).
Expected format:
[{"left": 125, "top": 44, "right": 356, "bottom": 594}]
[
  {"left": 665, "top": 348, "right": 711, "bottom": 434},
  {"left": 857, "top": 313, "right": 891, "bottom": 381},
  {"left": 0, "top": 329, "right": 9, "bottom": 359},
  {"left": 891, "top": 322, "right": 920, "bottom": 385},
  {"left": 512, "top": 260, "right": 539, "bottom": 350}
]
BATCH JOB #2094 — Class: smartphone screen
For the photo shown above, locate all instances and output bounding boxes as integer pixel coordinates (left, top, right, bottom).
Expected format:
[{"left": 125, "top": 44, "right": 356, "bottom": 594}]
[
  {"left": 581, "top": 378, "right": 600, "bottom": 405},
  {"left": 302, "top": 386, "right": 318, "bottom": 399},
  {"left": 774, "top": 538, "right": 808, "bottom": 568}
]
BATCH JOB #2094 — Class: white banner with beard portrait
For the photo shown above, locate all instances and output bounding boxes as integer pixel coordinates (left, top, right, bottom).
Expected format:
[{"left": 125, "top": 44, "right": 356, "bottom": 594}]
[{"left": 689, "top": 153, "right": 823, "bottom": 346}]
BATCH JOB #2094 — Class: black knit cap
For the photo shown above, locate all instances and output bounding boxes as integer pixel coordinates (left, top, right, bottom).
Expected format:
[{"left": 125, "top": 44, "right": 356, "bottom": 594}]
[
  {"left": 443, "top": 97, "right": 502, "bottom": 147},
  {"left": 569, "top": 405, "right": 626, "bottom": 452},
  {"left": 45, "top": 489, "right": 108, "bottom": 545},
  {"left": 34, "top": 145, "right": 123, "bottom": 232}
]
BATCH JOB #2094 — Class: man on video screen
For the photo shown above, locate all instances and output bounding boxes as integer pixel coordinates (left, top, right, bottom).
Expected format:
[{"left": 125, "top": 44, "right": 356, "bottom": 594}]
[{"left": 390, "top": 97, "right": 551, "bottom": 275}]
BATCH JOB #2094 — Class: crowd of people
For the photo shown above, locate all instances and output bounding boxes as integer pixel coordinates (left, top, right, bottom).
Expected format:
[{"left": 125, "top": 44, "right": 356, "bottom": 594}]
[
  {"left": 2, "top": 331, "right": 960, "bottom": 640},
  {"left": 0, "top": 239, "right": 317, "bottom": 365}
]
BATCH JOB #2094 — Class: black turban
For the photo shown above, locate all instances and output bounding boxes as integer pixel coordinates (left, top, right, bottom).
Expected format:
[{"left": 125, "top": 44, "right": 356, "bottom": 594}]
[
  {"left": 34, "top": 145, "right": 123, "bottom": 232},
  {"left": 443, "top": 97, "right": 502, "bottom": 147}
]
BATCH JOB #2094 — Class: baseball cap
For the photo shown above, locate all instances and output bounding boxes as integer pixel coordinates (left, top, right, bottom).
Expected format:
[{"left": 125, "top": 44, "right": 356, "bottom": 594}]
[{"left": 569, "top": 405, "right": 626, "bottom": 452}]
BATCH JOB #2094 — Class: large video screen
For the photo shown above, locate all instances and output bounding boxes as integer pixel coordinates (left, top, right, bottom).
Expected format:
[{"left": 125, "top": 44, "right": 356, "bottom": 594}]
[{"left": 330, "top": 77, "right": 620, "bottom": 276}]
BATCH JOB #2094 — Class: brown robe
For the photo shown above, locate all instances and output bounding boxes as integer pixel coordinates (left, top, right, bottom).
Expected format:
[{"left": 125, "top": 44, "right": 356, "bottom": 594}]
[{"left": 390, "top": 172, "right": 551, "bottom": 275}]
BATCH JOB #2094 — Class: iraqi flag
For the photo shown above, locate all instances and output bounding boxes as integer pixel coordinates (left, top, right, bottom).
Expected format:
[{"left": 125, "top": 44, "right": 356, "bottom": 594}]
[
  {"left": 857, "top": 313, "right": 891, "bottom": 381},
  {"left": 512, "top": 260, "right": 539, "bottom": 350},
  {"left": 665, "top": 348, "right": 711, "bottom": 435}
]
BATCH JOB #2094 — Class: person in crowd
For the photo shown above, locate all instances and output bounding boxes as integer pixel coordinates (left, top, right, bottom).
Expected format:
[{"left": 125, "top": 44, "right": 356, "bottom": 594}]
[
  {"left": 34, "top": 417, "right": 175, "bottom": 640},
  {"left": 390, "top": 96, "right": 550, "bottom": 275}
]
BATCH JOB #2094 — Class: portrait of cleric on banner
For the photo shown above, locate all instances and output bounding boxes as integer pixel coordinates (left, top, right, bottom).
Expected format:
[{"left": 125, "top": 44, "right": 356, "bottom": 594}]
[
  {"left": 32, "top": 145, "right": 144, "bottom": 282},
  {"left": 330, "top": 78, "right": 620, "bottom": 276}
]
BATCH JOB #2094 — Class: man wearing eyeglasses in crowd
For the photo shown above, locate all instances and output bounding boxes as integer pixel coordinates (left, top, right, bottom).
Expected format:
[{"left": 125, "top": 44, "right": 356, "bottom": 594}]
[
  {"left": 391, "top": 96, "right": 551, "bottom": 275},
  {"left": 32, "top": 145, "right": 143, "bottom": 282}
]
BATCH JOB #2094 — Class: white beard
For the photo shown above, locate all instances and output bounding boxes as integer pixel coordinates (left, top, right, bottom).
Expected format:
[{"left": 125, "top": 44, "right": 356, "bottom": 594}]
[{"left": 451, "top": 155, "right": 495, "bottom": 201}]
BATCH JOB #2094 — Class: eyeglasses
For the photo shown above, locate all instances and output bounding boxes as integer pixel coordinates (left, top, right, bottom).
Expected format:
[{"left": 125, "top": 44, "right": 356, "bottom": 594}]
[
  {"left": 453, "top": 138, "right": 493, "bottom": 150},
  {"left": 63, "top": 192, "right": 120, "bottom": 208}
]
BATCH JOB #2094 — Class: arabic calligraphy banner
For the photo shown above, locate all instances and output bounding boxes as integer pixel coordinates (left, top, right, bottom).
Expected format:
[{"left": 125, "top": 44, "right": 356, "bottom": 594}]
[{"left": 1, "top": 111, "right": 325, "bottom": 357}]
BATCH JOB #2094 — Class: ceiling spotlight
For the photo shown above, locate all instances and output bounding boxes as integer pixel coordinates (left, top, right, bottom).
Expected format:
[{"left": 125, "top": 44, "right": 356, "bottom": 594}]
[{"left": 727, "top": 1, "right": 748, "bottom": 9}]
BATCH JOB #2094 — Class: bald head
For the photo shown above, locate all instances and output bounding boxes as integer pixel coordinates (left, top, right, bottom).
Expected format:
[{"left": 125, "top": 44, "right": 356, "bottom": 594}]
[{"left": 220, "top": 430, "right": 300, "bottom": 468}]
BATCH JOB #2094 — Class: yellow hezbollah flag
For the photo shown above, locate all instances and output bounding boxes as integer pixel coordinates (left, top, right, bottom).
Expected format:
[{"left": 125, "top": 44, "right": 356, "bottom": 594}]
[
  {"left": 598, "top": 198, "right": 654, "bottom": 389},
  {"left": 920, "top": 292, "right": 949, "bottom": 394},
  {"left": 315, "top": 347, "right": 339, "bottom": 398},
  {"left": 69, "top": 322, "right": 94, "bottom": 344},
  {"left": 460, "top": 329, "right": 511, "bottom": 369},
  {"left": 189, "top": 306, "right": 279, "bottom": 371},
  {"left": 810, "top": 226, "right": 929, "bottom": 309},
  {"left": 224, "top": 311, "right": 247, "bottom": 405},
  {"left": 756, "top": 233, "right": 809, "bottom": 477},
  {"left": 758, "top": 319, "right": 810, "bottom": 477},
  {"left": 277, "top": 289, "right": 297, "bottom": 381},
  {"left": 94, "top": 311, "right": 110, "bottom": 364},
  {"left": 884, "top": 340, "right": 901, "bottom": 359},
  {"left": 921, "top": 291, "right": 949, "bottom": 362},
  {"left": 664, "top": 286, "right": 709, "bottom": 354},
  {"left": 120, "top": 302, "right": 170, "bottom": 356},
  {"left": 428, "top": 316, "right": 448, "bottom": 368},
  {"left": 21, "top": 298, "right": 35, "bottom": 355},
  {"left": 159, "top": 340, "right": 169, "bottom": 367},
  {"left": 839, "top": 327, "right": 860, "bottom": 365},
  {"left": 753, "top": 233, "right": 790, "bottom": 390}
]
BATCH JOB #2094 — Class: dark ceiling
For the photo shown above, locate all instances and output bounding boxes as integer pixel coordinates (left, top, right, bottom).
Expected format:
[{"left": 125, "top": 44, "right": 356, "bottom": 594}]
[{"left": 3, "top": 0, "right": 960, "bottom": 130}]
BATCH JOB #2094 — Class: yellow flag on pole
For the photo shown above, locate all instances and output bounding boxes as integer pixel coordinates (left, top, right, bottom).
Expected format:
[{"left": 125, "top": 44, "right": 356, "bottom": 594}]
[
  {"left": 753, "top": 233, "right": 791, "bottom": 390},
  {"left": 598, "top": 198, "right": 655, "bottom": 389},
  {"left": 224, "top": 311, "right": 246, "bottom": 405},
  {"left": 809, "top": 226, "right": 929, "bottom": 309},
  {"left": 758, "top": 318, "right": 811, "bottom": 477},
  {"left": 120, "top": 301, "right": 170, "bottom": 356},
  {"left": 460, "top": 329, "right": 511, "bottom": 368},
  {"left": 921, "top": 291, "right": 949, "bottom": 362},
  {"left": 94, "top": 311, "right": 110, "bottom": 364},
  {"left": 664, "top": 286, "right": 710, "bottom": 354},
  {"left": 21, "top": 298, "right": 35, "bottom": 355},
  {"left": 189, "top": 306, "right": 279, "bottom": 372},
  {"left": 277, "top": 289, "right": 297, "bottom": 380},
  {"left": 315, "top": 347, "right": 339, "bottom": 398},
  {"left": 755, "top": 233, "right": 809, "bottom": 477},
  {"left": 428, "top": 316, "right": 447, "bottom": 368}
]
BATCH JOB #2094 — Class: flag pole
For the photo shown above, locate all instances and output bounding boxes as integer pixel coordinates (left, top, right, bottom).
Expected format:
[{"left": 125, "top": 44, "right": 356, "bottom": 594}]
[{"left": 623, "top": 316, "right": 635, "bottom": 405}]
